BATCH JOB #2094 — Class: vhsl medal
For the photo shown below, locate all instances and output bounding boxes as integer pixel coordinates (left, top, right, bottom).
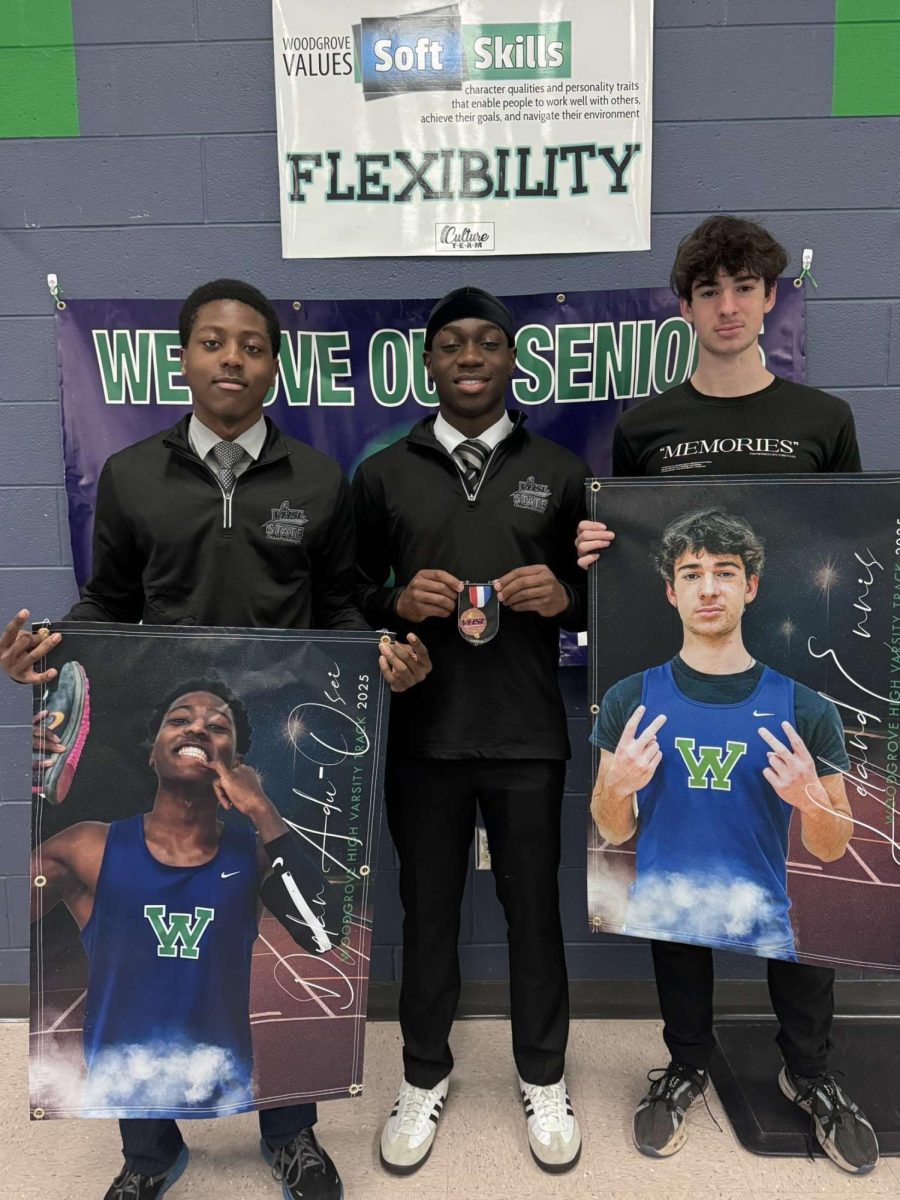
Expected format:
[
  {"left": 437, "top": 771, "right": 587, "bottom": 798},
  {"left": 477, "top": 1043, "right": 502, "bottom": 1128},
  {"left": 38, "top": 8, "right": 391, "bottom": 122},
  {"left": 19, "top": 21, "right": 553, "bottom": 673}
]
[{"left": 458, "top": 583, "right": 499, "bottom": 647}]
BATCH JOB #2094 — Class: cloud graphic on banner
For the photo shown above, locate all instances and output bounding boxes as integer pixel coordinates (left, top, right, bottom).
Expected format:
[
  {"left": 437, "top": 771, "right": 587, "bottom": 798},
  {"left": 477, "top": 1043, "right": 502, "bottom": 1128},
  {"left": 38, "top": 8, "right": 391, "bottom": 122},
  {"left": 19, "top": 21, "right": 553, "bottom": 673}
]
[
  {"left": 624, "top": 871, "right": 792, "bottom": 953},
  {"left": 31, "top": 1039, "right": 253, "bottom": 1117}
]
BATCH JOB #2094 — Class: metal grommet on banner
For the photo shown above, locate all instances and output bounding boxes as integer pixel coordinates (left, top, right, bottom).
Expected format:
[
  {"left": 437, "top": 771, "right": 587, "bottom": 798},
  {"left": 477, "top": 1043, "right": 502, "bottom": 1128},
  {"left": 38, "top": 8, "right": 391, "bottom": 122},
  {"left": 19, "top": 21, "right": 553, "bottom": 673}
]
[
  {"left": 589, "top": 704, "right": 600, "bottom": 715},
  {"left": 590, "top": 481, "right": 602, "bottom": 492},
  {"left": 348, "top": 1083, "right": 362, "bottom": 1095},
  {"left": 556, "top": 293, "right": 566, "bottom": 304},
  {"left": 32, "top": 1108, "right": 46, "bottom": 1120},
  {"left": 292, "top": 300, "right": 302, "bottom": 311},
  {"left": 359, "top": 864, "right": 370, "bottom": 876},
  {"left": 793, "top": 248, "right": 818, "bottom": 289},
  {"left": 47, "top": 273, "right": 66, "bottom": 310},
  {"left": 34, "top": 875, "right": 47, "bottom": 887}
]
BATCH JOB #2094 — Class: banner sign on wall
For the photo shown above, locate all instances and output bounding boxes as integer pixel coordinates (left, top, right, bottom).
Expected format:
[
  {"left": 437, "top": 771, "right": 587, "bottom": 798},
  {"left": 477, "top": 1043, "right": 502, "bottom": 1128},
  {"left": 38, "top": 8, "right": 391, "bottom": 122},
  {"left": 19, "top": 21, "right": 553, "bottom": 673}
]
[
  {"left": 56, "top": 285, "right": 806, "bottom": 594},
  {"left": 586, "top": 475, "right": 900, "bottom": 972},
  {"left": 271, "top": 0, "right": 653, "bottom": 257},
  {"left": 30, "top": 624, "right": 388, "bottom": 1119}
]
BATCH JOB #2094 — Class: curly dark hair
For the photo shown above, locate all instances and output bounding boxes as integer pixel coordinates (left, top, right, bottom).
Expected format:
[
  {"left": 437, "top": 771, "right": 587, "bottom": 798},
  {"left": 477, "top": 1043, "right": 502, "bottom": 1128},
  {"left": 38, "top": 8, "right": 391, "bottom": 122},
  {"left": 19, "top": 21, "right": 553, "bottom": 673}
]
[
  {"left": 655, "top": 508, "right": 765, "bottom": 583},
  {"left": 671, "top": 215, "right": 788, "bottom": 301},
  {"left": 148, "top": 678, "right": 252, "bottom": 755},
  {"left": 178, "top": 278, "right": 280, "bottom": 357}
]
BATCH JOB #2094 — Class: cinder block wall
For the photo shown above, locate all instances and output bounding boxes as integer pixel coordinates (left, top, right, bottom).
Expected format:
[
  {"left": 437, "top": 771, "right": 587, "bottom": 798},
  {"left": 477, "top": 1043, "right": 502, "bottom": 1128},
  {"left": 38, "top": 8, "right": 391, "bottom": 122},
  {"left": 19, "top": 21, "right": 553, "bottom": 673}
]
[{"left": 1, "top": 2, "right": 898, "bottom": 993}]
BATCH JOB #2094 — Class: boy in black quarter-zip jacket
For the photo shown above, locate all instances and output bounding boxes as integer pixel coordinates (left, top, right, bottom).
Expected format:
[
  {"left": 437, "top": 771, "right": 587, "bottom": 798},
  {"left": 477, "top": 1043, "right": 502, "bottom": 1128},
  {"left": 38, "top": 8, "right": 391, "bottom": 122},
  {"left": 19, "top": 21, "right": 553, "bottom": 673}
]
[
  {"left": 352, "top": 286, "right": 590, "bottom": 1176},
  {"left": 1, "top": 278, "right": 430, "bottom": 1200}
]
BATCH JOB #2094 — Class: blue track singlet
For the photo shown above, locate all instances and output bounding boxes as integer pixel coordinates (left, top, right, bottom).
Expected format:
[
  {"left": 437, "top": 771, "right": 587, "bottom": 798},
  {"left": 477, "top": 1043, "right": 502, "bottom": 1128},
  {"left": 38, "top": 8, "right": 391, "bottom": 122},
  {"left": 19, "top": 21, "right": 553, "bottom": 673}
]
[
  {"left": 80, "top": 812, "right": 260, "bottom": 1117},
  {"left": 627, "top": 662, "right": 797, "bottom": 957}
]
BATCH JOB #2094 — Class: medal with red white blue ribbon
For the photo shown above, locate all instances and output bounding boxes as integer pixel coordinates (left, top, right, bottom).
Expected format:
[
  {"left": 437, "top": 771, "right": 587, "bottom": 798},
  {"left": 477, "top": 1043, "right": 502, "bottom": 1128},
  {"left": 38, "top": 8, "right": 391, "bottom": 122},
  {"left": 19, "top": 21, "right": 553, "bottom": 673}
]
[{"left": 458, "top": 582, "right": 499, "bottom": 646}]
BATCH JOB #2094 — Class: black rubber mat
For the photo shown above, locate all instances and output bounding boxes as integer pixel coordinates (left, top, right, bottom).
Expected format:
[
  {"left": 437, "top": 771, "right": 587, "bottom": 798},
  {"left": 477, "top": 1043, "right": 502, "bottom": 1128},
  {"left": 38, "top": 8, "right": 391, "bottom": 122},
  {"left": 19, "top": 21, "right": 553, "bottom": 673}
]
[{"left": 709, "top": 1019, "right": 899, "bottom": 1156}]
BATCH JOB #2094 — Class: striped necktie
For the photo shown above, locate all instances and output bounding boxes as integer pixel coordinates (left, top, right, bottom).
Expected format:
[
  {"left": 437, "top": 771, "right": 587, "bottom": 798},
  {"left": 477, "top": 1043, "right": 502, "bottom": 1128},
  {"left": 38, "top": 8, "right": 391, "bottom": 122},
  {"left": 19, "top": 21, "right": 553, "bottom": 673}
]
[
  {"left": 212, "top": 439, "right": 245, "bottom": 493},
  {"left": 452, "top": 438, "right": 490, "bottom": 492}
]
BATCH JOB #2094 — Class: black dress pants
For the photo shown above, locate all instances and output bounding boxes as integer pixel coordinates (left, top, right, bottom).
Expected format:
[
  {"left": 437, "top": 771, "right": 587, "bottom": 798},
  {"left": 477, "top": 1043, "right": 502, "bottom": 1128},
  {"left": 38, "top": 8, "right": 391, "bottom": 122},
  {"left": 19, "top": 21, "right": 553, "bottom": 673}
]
[
  {"left": 386, "top": 756, "right": 569, "bottom": 1089},
  {"left": 120, "top": 1102, "right": 317, "bottom": 1176},
  {"left": 651, "top": 939, "right": 835, "bottom": 1077}
]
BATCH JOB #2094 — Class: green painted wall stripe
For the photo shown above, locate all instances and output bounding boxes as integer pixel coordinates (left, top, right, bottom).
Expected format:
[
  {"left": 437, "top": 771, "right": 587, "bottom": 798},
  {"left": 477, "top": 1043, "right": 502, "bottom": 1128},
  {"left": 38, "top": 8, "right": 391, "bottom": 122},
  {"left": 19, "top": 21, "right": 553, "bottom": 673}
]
[
  {"left": 833, "top": 22, "right": 900, "bottom": 116},
  {"left": 0, "top": 0, "right": 79, "bottom": 138},
  {"left": 836, "top": 0, "right": 900, "bottom": 21}
]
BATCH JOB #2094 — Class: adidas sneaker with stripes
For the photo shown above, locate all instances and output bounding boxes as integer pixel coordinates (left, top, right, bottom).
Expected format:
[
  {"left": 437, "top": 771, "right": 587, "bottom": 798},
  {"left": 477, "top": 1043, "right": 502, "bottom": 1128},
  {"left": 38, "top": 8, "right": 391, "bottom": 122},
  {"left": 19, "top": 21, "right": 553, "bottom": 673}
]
[
  {"left": 520, "top": 1077, "right": 582, "bottom": 1172},
  {"left": 380, "top": 1076, "right": 450, "bottom": 1174}
]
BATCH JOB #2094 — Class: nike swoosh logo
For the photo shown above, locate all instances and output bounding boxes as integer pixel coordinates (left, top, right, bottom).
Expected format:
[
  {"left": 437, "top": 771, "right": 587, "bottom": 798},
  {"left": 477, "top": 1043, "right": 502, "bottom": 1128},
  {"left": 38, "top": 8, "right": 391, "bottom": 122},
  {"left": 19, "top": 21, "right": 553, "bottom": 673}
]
[
  {"left": 753, "top": 711, "right": 775, "bottom": 718},
  {"left": 221, "top": 870, "right": 240, "bottom": 879}
]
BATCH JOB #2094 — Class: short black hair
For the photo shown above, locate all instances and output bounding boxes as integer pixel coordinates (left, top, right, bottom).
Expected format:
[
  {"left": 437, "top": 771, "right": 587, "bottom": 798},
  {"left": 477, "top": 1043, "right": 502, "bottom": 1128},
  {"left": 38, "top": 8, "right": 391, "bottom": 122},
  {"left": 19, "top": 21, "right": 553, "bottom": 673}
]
[
  {"left": 655, "top": 508, "right": 765, "bottom": 583},
  {"left": 148, "top": 678, "right": 252, "bottom": 755},
  {"left": 179, "top": 279, "right": 281, "bottom": 357},
  {"left": 671, "top": 216, "right": 788, "bottom": 301}
]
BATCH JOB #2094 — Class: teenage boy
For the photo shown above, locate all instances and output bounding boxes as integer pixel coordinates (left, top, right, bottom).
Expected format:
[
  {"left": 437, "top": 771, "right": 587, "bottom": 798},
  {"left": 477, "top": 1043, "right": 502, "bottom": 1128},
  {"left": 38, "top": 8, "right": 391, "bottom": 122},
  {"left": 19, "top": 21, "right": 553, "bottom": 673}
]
[
  {"left": 352, "top": 287, "right": 588, "bottom": 1175},
  {"left": 1, "top": 278, "right": 430, "bottom": 1200},
  {"left": 577, "top": 216, "right": 877, "bottom": 1175}
]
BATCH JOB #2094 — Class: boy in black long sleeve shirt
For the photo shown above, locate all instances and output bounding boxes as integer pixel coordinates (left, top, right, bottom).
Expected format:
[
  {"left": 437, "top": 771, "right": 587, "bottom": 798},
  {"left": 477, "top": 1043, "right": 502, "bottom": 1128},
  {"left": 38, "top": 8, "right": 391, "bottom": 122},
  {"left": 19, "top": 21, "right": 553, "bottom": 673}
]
[{"left": 578, "top": 216, "right": 877, "bottom": 1177}]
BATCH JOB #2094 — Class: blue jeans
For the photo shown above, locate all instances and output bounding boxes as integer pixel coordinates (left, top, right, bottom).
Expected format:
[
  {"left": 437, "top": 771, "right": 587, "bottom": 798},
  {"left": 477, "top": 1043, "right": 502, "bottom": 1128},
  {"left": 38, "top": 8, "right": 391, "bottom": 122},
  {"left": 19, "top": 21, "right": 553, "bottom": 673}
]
[{"left": 120, "top": 1104, "right": 317, "bottom": 1175}]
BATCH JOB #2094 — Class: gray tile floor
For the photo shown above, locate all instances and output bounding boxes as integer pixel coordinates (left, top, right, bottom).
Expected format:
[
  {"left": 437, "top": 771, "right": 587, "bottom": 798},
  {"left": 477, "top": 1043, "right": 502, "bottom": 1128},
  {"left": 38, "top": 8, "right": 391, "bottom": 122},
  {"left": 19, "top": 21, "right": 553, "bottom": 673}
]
[{"left": 4, "top": 1018, "right": 897, "bottom": 1199}]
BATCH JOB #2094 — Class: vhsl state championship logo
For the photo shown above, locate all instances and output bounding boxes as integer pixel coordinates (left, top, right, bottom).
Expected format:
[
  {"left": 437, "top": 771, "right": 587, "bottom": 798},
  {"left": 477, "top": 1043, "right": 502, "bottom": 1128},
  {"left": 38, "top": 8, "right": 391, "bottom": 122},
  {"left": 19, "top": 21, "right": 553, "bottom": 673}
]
[
  {"left": 458, "top": 582, "right": 499, "bottom": 646},
  {"left": 511, "top": 476, "right": 552, "bottom": 513},
  {"left": 263, "top": 500, "right": 309, "bottom": 544}
]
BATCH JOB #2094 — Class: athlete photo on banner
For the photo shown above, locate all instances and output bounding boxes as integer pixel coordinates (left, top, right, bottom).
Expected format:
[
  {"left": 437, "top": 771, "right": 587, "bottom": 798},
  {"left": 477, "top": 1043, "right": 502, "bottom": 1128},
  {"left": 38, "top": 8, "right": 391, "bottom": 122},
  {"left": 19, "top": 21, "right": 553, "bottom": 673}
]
[
  {"left": 29, "top": 624, "right": 389, "bottom": 1121},
  {"left": 586, "top": 474, "right": 900, "bottom": 972}
]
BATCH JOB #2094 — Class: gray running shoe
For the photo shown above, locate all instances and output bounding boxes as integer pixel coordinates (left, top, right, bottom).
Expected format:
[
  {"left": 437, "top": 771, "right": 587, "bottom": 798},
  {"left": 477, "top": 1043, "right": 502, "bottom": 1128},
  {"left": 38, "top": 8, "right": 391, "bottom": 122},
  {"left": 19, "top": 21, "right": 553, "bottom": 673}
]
[
  {"left": 632, "top": 1062, "right": 708, "bottom": 1157},
  {"left": 779, "top": 1066, "right": 879, "bottom": 1175}
]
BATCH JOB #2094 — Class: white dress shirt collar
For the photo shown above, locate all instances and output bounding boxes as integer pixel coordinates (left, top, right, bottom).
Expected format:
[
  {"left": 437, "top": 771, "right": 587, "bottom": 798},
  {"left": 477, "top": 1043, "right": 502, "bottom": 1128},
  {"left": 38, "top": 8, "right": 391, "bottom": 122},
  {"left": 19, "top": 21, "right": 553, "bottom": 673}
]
[
  {"left": 188, "top": 413, "right": 267, "bottom": 463},
  {"left": 432, "top": 409, "right": 514, "bottom": 454}
]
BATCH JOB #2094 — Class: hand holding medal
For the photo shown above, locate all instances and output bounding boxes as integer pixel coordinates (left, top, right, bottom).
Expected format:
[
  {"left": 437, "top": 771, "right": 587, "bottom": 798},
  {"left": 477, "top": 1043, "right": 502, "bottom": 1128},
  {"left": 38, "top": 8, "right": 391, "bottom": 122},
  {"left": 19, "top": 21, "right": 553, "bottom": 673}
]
[
  {"left": 494, "top": 564, "right": 570, "bottom": 618},
  {"left": 396, "top": 569, "right": 463, "bottom": 622}
]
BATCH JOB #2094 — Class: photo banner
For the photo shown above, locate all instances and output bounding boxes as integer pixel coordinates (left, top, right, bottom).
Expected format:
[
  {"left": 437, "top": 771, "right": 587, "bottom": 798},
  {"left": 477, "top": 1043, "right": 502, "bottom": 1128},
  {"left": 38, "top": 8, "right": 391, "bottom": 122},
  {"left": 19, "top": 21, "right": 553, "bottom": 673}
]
[
  {"left": 30, "top": 624, "right": 389, "bottom": 1119},
  {"left": 56, "top": 284, "right": 806, "bottom": 596},
  {"left": 272, "top": 0, "right": 653, "bottom": 256},
  {"left": 586, "top": 475, "right": 900, "bottom": 972}
]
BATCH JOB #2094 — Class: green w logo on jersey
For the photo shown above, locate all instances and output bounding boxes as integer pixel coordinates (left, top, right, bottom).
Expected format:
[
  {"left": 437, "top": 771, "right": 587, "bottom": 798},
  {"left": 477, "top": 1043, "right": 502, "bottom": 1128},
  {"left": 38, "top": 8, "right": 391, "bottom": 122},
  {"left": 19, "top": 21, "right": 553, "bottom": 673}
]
[
  {"left": 144, "top": 904, "right": 215, "bottom": 959},
  {"left": 673, "top": 738, "right": 748, "bottom": 791}
]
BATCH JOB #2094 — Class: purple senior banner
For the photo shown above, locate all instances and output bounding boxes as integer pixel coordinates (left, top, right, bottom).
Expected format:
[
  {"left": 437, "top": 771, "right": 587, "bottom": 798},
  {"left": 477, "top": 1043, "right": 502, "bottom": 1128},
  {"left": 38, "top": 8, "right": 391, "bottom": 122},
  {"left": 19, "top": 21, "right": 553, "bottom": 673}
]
[{"left": 56, "top": 285, "right": 806, "bottom": 611}]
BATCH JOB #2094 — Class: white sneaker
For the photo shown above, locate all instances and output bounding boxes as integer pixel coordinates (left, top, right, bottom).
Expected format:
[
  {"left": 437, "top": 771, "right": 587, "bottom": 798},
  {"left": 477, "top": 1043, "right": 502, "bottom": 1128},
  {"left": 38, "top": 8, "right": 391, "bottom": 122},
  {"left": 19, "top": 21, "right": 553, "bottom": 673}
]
[
  {"left": 379, "top": 1076, "right": 450, "bottom": 1175},
  {"left": 520, "top": 1076, "right": 582, "bottom": 1172}
]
